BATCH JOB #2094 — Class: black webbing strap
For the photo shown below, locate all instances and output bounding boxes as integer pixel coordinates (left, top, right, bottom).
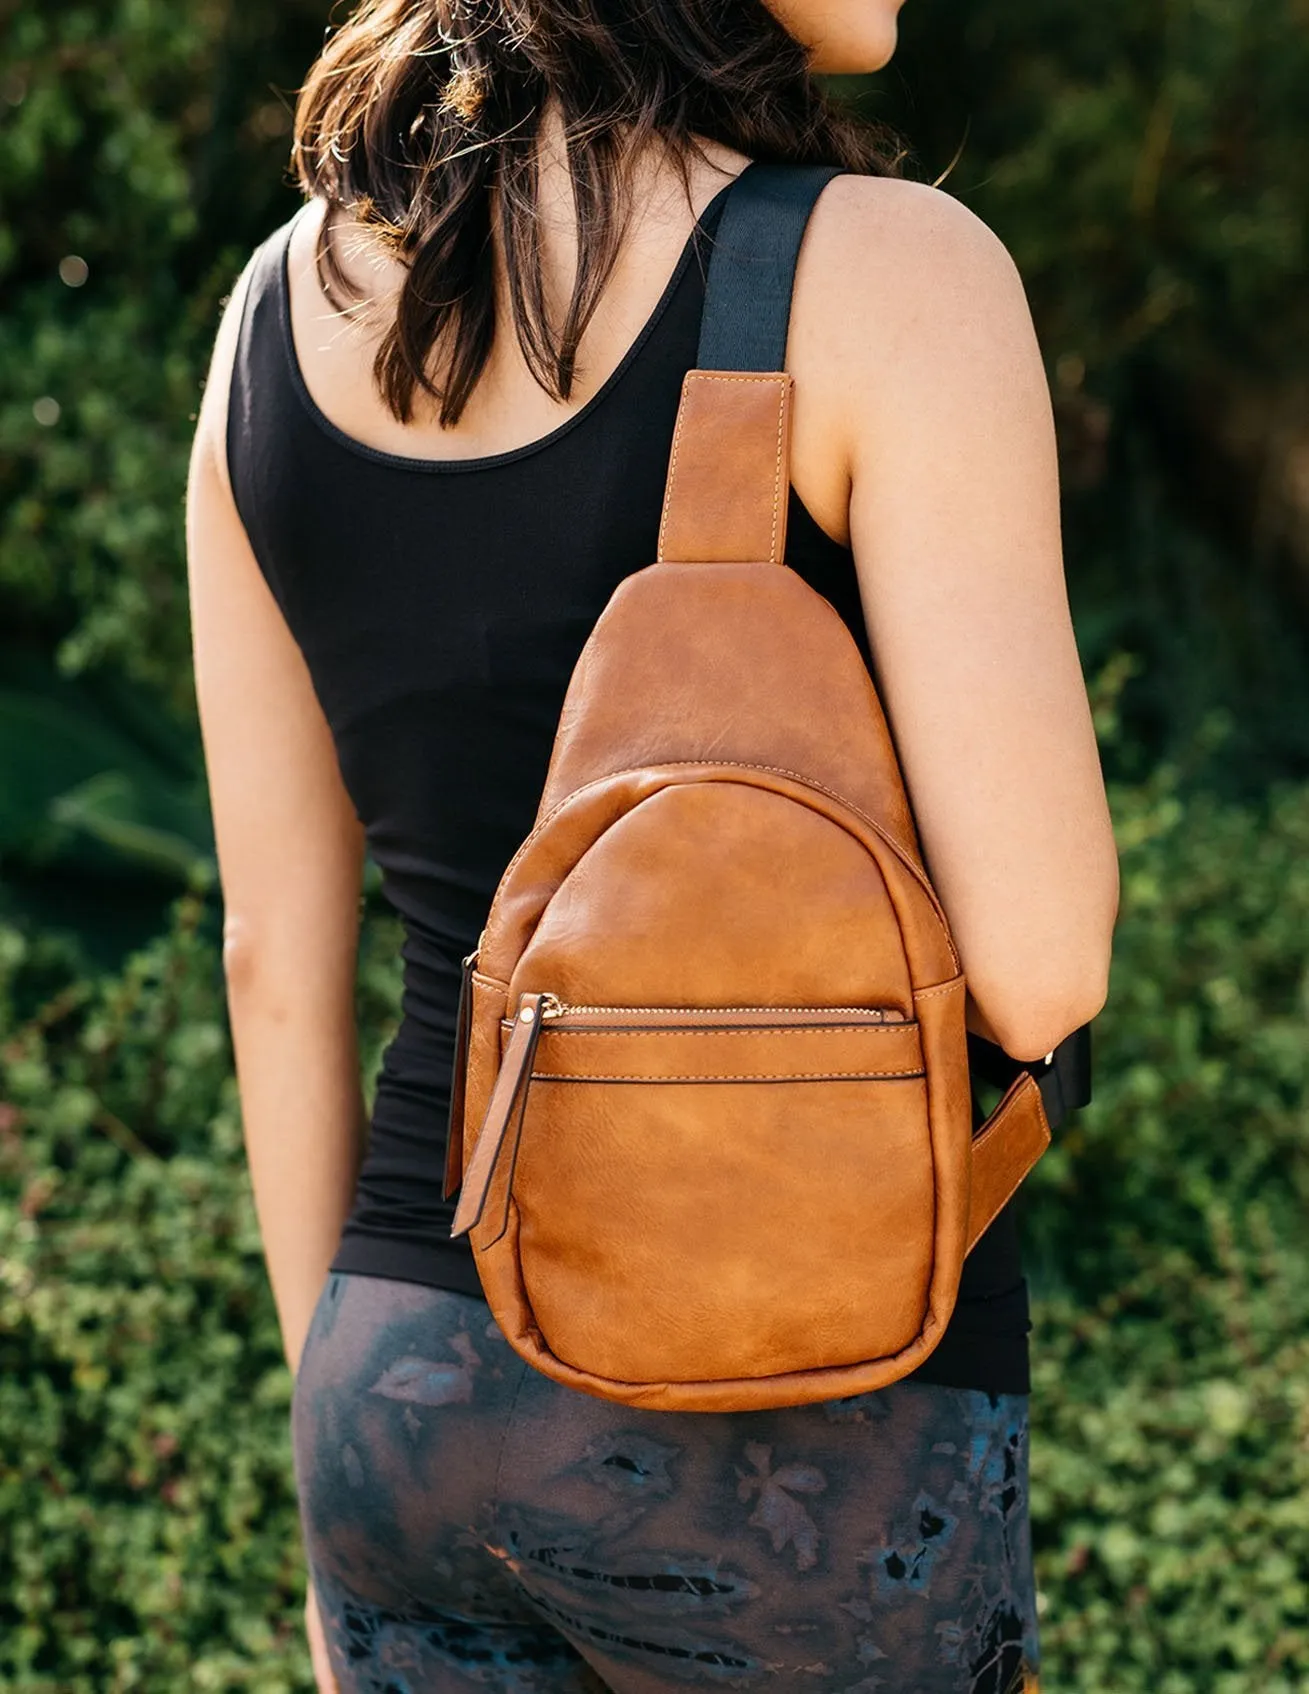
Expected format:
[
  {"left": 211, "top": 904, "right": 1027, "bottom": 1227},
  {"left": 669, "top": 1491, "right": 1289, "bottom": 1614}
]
[
  {"left": 697, "top": 161, "right": 1095, "bottom": 1129},
  {"left": 969, "top": 1026, "right": 1093, "bottom": 1132},
  {"left": 696, "top": 164, "right": 844, "bottom": 373},
  {"left": 1042, "top": 1026, "right": 1093, "bottom": 1127}
]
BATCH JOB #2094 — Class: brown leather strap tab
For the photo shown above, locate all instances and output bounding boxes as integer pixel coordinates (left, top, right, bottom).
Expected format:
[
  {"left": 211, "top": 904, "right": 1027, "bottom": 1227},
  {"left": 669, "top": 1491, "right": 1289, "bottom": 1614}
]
[
  {"left": 966, "top": 1074, "right": 1052, "bottom": 1255},
  {"left": 450, "top": 992, "right": 545, "bottom": 1239},
  {"left": 657, "top": 371, "right": 792, "bottom": 565}
]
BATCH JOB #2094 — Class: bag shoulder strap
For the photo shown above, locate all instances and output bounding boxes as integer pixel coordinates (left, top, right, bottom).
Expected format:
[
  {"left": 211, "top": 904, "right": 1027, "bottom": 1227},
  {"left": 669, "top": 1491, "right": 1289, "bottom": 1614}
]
[
  {"left": 657, "top": 164, "right": 842, "bottom": 566},
  {"left": 652, "top": 163, "right": 1094, "bottom": 1164},
  {"left": 695, "top": 164, "right": 845, "bottom": 372}
]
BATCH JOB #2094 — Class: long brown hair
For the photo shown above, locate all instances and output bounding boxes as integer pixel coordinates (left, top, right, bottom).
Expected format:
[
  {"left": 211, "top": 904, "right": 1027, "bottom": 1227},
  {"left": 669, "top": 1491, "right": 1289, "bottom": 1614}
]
[{"left": 293, "top": 0, "right": 906, "bottom": 426}]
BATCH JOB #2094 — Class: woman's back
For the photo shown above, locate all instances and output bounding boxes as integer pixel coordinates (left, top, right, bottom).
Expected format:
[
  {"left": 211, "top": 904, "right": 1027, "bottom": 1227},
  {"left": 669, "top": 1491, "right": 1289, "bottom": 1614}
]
[
  {"left": 223, "top": 163, "right": 1032, "bottom": 1389},
  {"left": 188, "top": 18, "right": 1116, "bottom": 1677}
]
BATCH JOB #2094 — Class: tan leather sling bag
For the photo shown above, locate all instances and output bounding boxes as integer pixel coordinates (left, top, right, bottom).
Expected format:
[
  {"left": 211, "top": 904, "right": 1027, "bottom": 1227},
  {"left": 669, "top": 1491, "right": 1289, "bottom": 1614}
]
[{"left": 443, "top": 164, "right": 1082, "bottom": 1412}]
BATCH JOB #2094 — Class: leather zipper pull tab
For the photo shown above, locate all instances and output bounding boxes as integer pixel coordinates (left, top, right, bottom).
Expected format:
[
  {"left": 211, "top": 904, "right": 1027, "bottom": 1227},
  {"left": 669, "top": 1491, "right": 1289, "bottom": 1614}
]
[
  {"left": 442, "top": 948, "right": 478, "bottom": 1201},
  {"left": 450, "top": 992, "right": 545, "bottom": 1240}
]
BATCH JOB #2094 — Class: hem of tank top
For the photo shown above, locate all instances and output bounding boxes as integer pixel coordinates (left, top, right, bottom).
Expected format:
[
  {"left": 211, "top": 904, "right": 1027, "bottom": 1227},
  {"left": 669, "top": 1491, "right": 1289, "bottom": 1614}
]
[
  {"left": 328, "top": 1239, "right": 1031, "bottom": 1337},
  {"left": 274, "top": 170, "right": 747, "bottom": 476},
  {"left": 326, "top": 1246, "right": 1031, "bottom": 1394}
]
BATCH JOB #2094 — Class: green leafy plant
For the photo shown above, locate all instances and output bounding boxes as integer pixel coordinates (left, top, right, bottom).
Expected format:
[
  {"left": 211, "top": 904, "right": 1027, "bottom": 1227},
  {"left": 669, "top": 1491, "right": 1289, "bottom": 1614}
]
[
  {"left": 0, "top": 0, "right": 321, "bottom": 956},
  {"left": 0, "top": 896, "right": 404, "bottom": 1692},
  {"left": 2, "top": 771, "right": 1307, "bottom": 1690}
]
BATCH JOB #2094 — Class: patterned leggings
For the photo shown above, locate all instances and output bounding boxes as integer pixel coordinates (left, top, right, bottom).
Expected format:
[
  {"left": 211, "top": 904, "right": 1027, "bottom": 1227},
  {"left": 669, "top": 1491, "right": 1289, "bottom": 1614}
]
[{"left": 292, "top": 1273, "right": 1040, "bottom": 1694}]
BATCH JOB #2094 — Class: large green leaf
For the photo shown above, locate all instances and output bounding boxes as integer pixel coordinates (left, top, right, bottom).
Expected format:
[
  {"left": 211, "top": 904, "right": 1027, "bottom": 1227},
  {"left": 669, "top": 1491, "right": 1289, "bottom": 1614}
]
[{"left": 0, "top": 688, "right": 211, "bottom": 878}]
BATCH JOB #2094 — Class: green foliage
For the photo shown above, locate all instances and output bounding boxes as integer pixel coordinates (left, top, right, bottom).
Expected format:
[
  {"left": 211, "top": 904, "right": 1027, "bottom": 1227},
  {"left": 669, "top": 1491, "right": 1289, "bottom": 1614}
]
[
  {"left": 0, "top": 0, "right": 321, "bottom": 952},
  {"left": 1024, "top": 773, "right": 1309, "bottom": 1689},
  {"left": 0, "top": 899, "right": 404, "bottom": 1692},
  {"left": 0, "top": 0, "right": 321, "bottom": 705},
  {"left": 881, "top": 0, "right": 1309, "bottom": 385},
  {"left": 0, "top": 668, "right": 212, "bottom": 880},
  {"left": 1, "top": 771, "right": 1306, "bottom": 1689},
  {"left": 0, "top": 898, "right": 300, "bottom": 1691}
]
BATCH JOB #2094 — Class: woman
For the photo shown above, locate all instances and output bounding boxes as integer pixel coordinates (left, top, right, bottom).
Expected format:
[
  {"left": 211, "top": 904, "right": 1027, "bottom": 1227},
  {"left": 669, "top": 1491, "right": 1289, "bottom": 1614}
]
[{"left": 186, "top": 0, "right": 1118, "bottom": 1682}]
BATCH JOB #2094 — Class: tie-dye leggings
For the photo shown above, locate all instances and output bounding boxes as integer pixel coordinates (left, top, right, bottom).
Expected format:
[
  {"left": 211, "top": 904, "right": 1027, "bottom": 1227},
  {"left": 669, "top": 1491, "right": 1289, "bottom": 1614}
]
[{"left": 291, "top": 1272, "right": 1040, "bottom": 1694}]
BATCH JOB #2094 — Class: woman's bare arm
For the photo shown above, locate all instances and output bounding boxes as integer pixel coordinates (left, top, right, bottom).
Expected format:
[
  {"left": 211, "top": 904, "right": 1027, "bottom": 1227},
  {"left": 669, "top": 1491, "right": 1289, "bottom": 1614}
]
[
  {"left": 798, "top": 180, "right": 1119, "bottom": 1061},
  {"left": 186, "top": 265, "right": 366, "bottom": 1373}
]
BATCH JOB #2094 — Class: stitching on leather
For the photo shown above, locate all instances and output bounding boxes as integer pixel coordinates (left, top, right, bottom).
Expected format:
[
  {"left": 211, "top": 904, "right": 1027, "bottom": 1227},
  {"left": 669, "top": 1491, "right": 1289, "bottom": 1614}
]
[
  {"left": 659, "top": 758, "right": 952, "bottom": 958},
  {"left": 769, "top": 377, "right": 786, "bottom": 561},
  {"left": 914, "top": 979, "right": 965, "bottom": 1001},
  {"left": 691, "top": 760, "right": 937, "bottom": 923},
  {"left": 974, "top": 1080, "right": 1049, "bottom": 1152},
  {"left": 656, "top": 758, "right": 935, "bottom": 928},
  {"left": 494, "top": 758, "right": 880, "bottom": 907},
  {"left": 529, "top": 1069, "right": 925, "bottom": 1082},
  {"left": 656, "top": 372, "right": 788, "bottom": 564},
  {"left": 483, "top": 759, "right": 956, "bottom": 973},
  {"left": 525, "top": 762, "right": 928, "bottom": 914}
]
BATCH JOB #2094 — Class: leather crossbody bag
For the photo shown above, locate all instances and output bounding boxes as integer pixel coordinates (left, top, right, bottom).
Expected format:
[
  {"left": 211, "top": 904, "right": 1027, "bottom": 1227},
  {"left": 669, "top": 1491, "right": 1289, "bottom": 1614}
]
[{"left": 443, "top": 164, "right": 1090, "bottom": 1412}]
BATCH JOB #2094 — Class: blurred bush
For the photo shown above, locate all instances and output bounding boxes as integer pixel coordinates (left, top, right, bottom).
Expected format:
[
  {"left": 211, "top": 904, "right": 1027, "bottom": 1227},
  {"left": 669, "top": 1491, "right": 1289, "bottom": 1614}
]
[
  {"left": 0, "top": 0, "right": 321, "bottom": 703},
  {"left": 2, "top": 0, "right": 1307, "bottom": 1689},
  {"left": 1027, "top": 782, "right": 1309, "bottom": 1690},
  {"left": 867, "top": 0, "right": 1309, "bottom": 785},
  {"left": 0, "top": 899, "right": 405, "bottom": 1691},
  {"left": 2, "top": 759, "right": 1306, "bottom": 1689},
  {"left": 0, "top": 0, "right": 322, "bottom": 955}
]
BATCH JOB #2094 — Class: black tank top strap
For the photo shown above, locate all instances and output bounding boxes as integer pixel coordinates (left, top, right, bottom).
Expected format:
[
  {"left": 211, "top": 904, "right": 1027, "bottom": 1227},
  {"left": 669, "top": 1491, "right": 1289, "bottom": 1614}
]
[{"left": 225, "top": 210, "right": 310, "bottom": 603}]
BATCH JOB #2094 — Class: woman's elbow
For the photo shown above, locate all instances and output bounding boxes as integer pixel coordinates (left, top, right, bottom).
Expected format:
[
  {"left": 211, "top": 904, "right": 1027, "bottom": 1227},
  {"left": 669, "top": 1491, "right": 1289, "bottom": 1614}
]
[
  {"left": 221, "top": 904, "right": 359, "bottom": 1018},
  {"left": 970, "top": 946, "right": 1112, "bottom": 1064},
  {"left": 221, "top": 912, "right": 299, "bottom": 1006}
]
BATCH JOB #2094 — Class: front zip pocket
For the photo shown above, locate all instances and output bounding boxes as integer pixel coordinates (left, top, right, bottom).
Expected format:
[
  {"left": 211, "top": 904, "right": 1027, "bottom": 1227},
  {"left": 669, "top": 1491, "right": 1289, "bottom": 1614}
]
[
  {"left": 457, "top": 992, "right": 933, "bottom": 1385},
  {"left": 501, "top": 998, "right": 920, "bottom": 1086},
  {"left": 455, "top": 996, "right": 921, "bottom": 1237}
]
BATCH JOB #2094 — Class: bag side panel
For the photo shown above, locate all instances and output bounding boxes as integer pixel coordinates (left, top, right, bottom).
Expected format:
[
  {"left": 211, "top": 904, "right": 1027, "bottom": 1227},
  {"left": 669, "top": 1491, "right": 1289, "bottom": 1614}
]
[{"left": 912, "top": 973, "right": 973, "bottom": 1347}]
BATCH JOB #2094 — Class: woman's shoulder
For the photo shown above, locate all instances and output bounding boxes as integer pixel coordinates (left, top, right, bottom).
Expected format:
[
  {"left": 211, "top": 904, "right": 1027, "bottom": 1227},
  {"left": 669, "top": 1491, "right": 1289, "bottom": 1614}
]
[
  {"left": 796, "top": 174, "right": 1039, "bottom": 399},
  {"left": 808, "top": 174, "right": 1027, "bottom": 309},
  {"left": 785, "top": 173, "right": 1048, "bottom": 541}
]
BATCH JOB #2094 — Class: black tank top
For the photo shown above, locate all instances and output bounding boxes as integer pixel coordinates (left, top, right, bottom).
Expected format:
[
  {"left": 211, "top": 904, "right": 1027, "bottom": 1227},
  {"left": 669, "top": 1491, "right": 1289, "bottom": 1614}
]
[{"left": 227, "top": 184, "right": 1031, "bottom": 1394}]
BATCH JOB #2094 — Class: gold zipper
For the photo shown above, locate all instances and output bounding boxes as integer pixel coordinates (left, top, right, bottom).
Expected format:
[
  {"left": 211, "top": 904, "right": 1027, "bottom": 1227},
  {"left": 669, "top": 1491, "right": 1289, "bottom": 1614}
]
[{"left": 537, "top": 995, "right": 904, "bottom": 1022}]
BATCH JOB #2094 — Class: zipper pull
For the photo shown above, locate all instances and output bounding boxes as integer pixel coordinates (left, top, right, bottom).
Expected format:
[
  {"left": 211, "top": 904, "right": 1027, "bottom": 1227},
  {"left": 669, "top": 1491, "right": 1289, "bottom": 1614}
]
[{"left": 450, "top": 992, "right": 546, "bottom": 1241}]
